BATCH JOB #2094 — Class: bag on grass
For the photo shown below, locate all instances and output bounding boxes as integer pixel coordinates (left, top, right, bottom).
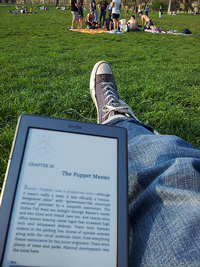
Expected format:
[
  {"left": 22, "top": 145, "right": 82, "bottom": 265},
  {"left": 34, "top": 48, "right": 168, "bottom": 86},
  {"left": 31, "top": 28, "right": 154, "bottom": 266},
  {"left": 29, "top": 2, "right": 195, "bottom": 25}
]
[
  {"left": 182, "top": 28, "right": 191, "bottom": 34},
  {"left": 120, "top": 24, "right": 128, "bottom": 32}
]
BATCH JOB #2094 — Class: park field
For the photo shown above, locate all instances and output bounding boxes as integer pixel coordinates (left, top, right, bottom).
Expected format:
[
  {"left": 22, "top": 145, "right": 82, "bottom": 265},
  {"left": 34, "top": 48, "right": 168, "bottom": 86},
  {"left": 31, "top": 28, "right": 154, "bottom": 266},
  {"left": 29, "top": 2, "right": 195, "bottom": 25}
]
[{"left": 0, "top": 5, "right": 200, "bottom": 190}]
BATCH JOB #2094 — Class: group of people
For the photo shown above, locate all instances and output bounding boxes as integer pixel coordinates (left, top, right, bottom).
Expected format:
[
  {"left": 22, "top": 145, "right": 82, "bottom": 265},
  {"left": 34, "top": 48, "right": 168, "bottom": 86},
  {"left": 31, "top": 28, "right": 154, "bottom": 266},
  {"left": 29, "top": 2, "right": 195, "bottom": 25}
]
[
  {"left": 85, "top": 0, "right": 110, "bottom": 29},
  {"left": 69, "top": 0, "right": 111, "bottom": 30},
  {"left": 39, "top": 5, "right": 49, "bottom": 11},
  {"left": 18, "top": 5, "right": 39, "bottom": 13},
  {"left": 70, "top": 0, "right": 122, "bottom": 30},
  {"left": 118, "top": 11, "right": 155, "bottom": 31},
  {"left": 168, "top": 10, "right": 179, "bottom": 15},
  {"left": 56, "top": 6, "right": 70, "bottom": 10},
  {"left": 69, "top": 0, "right": 156, "bottom": 32}
]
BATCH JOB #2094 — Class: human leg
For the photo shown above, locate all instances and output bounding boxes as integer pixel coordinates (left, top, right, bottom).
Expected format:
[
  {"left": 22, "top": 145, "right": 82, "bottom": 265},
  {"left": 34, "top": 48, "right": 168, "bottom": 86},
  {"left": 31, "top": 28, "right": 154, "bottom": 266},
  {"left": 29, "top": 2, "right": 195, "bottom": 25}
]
[
  {"left": 79, "top": 17, "right": 83, "bottom": 28},
  {"left": 86, "top": 21, "right": 96, "bottom": 28},
  {"left": 99, "top": 11, "right": 103, "bottom": 23},
  {"left": 113, "top": 18, "right": 117, "bottom": 29},
  {"left": 112, "top": 120, "right": 200, "bottom": 267},
  {"left": 71, "top": 11, "right": 79, "bottom": 29},
  {"left": 112, "top": 13, "right": 120, "bottom": 30},
  {"left": 71, "top": 11, "right": 75, "bottom": 28},
  {"left": 103, "top": 10, "right": 106, "bottom": 24},
  {"left": 76, "top": 19, "right": 80, "bottom": 29},
  {"left": 146, "top": 19, "right": 153, "bottom": 29},
  {"left": 71, "top": 20, "right": 75, "bottom": 28},
  {"left": 90, "top": 61, "right": 200, "bottom": 266},
  {"left": 78, "top": 9, "right": 83, "bottom": 28},
  {"left": 94, "top": 9, "right": 98, "bottom": 22},
  {"left": 116, "top": 18, "right": 119, "bottom": 30}
]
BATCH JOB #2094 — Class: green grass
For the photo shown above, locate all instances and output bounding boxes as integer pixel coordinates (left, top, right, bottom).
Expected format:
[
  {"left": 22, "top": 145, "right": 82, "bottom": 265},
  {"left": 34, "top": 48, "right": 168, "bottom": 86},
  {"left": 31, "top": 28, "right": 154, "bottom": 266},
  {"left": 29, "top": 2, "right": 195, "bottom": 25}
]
[{"left": 0, "top": 5, "right": 200, "bottom": 190}]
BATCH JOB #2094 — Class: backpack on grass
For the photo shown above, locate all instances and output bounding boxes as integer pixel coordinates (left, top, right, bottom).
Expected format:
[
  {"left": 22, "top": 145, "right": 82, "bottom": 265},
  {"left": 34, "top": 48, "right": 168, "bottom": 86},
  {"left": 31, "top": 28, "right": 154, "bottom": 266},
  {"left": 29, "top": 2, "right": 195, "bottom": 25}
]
[{"left": 182, "top": 28, "right": 191, "bottom": 34}]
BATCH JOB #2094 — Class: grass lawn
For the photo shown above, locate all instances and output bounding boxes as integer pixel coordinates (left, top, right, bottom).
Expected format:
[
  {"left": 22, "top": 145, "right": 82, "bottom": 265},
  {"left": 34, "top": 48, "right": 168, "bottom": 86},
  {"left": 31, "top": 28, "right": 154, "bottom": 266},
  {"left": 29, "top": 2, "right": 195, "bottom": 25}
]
[{"left": 0, "top": 5, "right": 200, "bottom": 190}]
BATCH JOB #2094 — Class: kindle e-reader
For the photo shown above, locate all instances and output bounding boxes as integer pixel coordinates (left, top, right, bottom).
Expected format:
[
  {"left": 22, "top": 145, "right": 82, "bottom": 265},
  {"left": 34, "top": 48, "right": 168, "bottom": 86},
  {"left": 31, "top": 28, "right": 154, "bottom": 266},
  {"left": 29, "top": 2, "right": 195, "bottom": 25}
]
[{"left": 0, "top": 114, "right": 128, "bottom": 267}]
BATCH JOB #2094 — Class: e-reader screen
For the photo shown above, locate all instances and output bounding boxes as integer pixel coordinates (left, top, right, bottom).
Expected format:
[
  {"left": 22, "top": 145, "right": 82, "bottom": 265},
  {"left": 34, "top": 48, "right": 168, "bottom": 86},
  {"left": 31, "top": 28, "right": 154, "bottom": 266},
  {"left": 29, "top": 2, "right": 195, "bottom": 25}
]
[{"left": 0, "top": 115, "right": 128, "bottom": 267}]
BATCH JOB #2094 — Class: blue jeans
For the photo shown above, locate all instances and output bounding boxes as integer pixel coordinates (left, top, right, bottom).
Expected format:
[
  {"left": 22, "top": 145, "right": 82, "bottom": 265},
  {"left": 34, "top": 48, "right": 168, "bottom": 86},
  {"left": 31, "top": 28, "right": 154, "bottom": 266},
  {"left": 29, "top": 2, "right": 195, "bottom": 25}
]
[
  {"left": 107, "top": 117, "right": 200, "bottom": 266},
  {"left": 99, "top": 10, "right": 106, "bottom": 24},
  {"left": 94, "top": 9, "right": 98, "bottom": 22}
]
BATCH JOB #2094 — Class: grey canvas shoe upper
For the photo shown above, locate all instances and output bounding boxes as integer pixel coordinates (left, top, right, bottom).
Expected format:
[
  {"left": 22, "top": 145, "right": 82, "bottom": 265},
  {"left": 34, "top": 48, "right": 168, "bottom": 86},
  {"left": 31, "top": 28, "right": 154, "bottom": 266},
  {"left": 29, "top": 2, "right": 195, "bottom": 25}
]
[
  {"left": 90, "top": 61, "right": 138, "bottom": 124},
  {"left": 90, "top": 61, "right": 160, "bottom": 134}
]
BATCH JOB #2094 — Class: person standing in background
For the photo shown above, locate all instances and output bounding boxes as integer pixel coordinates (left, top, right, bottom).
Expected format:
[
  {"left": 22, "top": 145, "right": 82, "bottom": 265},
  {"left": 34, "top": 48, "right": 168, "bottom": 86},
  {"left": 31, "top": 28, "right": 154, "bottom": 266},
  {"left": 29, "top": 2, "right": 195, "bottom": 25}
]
[
  {"left": 91, "top": 0, "right": 98, "bottom": 21},
  {"left": 145, "top": 4, "right": 149, "bottom": 16},
  {"left": 135, "top": 4, "right": 138, "bottom": 16},
  {"left": 111, "top": 0, "right": 121, "bottom": 30},
  {"left": 138, "top": 4, "right": 141, "bottom": 13},
  {"left": 159, "top": 5, "right": 162, "bottom": 18},
  {"left": 125, "top": 5, "right": 129, "bottom": 16},
  {"left": 98, "top": 0, "right": 108, "bottom": 25},
  {"left": 78, "top": 0, "right": 84, "bottom": 28},
  {"left": 70, "top": 0, "right": 80, "bottom": 29}
]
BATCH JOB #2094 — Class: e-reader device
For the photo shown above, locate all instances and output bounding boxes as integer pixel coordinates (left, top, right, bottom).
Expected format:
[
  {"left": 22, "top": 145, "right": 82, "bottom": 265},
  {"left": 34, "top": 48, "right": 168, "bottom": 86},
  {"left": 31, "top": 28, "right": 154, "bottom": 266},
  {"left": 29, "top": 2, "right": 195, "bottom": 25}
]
[{"left": 0, "top": 114, "right": 128, "bottom": 267}]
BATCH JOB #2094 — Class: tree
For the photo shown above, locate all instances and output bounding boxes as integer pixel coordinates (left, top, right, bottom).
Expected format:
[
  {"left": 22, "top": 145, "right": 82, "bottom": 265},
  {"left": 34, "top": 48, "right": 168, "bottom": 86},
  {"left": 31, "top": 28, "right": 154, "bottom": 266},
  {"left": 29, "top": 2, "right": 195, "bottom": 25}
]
[
  {"left": 182, "top": 0, "right": 194, "bottom": 12},
  {"left": 168, "top": 0, "right": 171, "bottom": 13},
  {"left": 168, "top": 0, "right": 194, "bottom": 12},
  {"left": 170, "top": 0, "right": 181, "bottom": 11},
  {"left": 151, "top": 0, "right": 168, "bottom": 11},
  {"left": 196, "top": 0, "right": 200, "bottom": 12}
]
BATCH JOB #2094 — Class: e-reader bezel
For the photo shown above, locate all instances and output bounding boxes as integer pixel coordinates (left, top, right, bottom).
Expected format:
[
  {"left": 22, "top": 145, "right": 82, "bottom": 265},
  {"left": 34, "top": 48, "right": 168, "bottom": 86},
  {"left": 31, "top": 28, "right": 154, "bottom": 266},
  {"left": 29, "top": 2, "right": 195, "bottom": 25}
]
[{"left": 0, "top": 114, "right": 128, "bottom": 267}]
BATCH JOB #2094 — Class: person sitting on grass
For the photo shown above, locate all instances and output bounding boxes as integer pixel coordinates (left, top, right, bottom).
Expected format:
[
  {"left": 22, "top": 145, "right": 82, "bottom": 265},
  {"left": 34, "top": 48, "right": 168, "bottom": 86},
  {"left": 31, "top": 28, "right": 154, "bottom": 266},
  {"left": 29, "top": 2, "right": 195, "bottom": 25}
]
[
  {"left": 86, "top": 9, "right": 97, "bottom": 28},
  {"left": 127, "top": 15, "right": 138, "bottom": 31},
  {"left": 119, "top": 18, "right": 128, "bottom": 25},
  {"left": 139, "top": 11, "right": 153, "bottom": 29},
  {"left": 119, "top": 18, "right": 128, "bottom": 31},
  {"left": 103, "top": 12, "right": 113, "bottom": 31}
]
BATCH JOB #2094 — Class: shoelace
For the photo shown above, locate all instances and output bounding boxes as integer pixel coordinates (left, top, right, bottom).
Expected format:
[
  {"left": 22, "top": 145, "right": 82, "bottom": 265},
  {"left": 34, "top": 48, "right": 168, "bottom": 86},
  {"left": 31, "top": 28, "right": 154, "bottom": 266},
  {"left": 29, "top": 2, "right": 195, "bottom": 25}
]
[{"left": 101, "top": 82, "right": 129, "bottom": 119}]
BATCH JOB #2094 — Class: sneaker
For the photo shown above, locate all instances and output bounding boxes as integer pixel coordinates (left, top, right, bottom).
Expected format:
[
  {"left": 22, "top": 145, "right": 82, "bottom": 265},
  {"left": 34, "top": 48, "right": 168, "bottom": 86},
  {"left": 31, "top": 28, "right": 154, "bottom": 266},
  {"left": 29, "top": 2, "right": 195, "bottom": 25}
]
[
  {"left": 90, "top": 61, "right": 139, "bottom": 124},
  {"left": 110, "top": 29, "right": 118, "bottom": 33}
]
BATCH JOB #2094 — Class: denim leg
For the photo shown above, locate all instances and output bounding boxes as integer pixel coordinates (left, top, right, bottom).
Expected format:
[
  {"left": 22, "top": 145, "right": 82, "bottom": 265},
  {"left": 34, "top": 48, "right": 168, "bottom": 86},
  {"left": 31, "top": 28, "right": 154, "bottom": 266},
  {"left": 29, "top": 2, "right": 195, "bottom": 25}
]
[
  {"left": 94, "top": 9, "right": 98, "bottom": 22},
  {"left": 103, "top": 11, "right": 106, "bottom": 24},
  {"left": 99, "top": 11, "right": 102, "bottom": 22},
  {"left": 107, "top": 118, "right": 200, "bottom": 266}
]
